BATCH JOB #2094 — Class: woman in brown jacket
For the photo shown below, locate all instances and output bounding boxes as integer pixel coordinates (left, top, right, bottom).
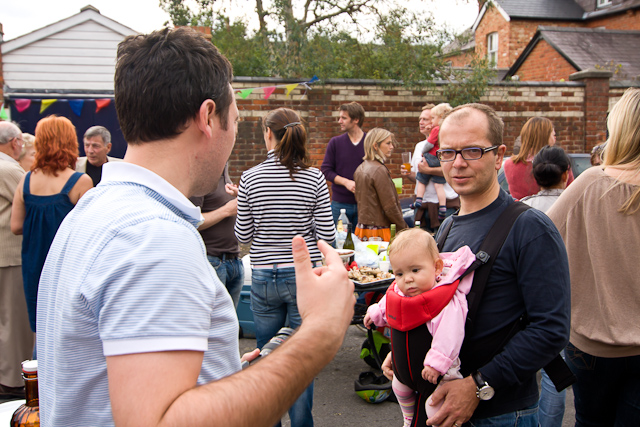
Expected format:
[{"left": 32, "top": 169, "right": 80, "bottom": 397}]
[{"left": 353, "top": 128, "right": 408, "bottom": 241}]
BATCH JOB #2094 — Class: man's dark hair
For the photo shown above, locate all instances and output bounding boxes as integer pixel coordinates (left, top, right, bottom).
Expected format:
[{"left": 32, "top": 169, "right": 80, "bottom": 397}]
[
  {"left": 115, "top": 27, "right": 234, "bottom": 144},
  {"left": 339, "top": 102, "right": 365, "bottom": 127}
]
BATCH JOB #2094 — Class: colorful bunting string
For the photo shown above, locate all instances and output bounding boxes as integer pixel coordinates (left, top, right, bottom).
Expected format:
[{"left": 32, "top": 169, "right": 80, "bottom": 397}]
[
  {"left": 3, "top": 98, "right": 113, "bottom": 116},
  {"left": 235, "top": 75, "right": 319, "bottom": 100},
  {"left": 0, "top": 104, "right": 8, "bottom": 121}
]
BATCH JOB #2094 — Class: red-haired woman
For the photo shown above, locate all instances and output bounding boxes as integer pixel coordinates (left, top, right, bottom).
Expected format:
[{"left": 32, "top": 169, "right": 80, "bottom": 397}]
[
  {"left": 503, "top": 117, "right": 574, "bottom": 199},
  {"left": 11, "top": 115, "right": 92, "bottom": 337}
]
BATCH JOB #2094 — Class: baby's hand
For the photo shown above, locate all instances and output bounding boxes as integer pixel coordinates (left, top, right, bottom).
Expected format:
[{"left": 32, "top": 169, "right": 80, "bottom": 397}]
[
  {"left": 422, "top": 365, "right": 440, "bottom": 384},
  {"left": 363, "top": 313, "right": 373, "bottom": 329}
]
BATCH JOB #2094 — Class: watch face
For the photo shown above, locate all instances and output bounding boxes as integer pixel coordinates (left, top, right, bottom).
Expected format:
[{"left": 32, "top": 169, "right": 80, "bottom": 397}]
[{"left": 478, "top": 386, "right": 495, "bottom": 400}]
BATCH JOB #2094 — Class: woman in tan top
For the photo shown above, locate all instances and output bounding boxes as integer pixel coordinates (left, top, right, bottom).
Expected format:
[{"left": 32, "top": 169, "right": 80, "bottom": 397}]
[{"left": 548, "top": 88, "right": 640, "bottom": 426}]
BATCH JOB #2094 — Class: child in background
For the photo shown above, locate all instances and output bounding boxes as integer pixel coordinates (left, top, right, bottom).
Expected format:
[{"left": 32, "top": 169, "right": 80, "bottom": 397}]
[
  {"left": 364, "top": 228, "right": 475, "bottom": 427},
  {"left": 411, "top": 103, "right": 452, "bottom": 220}
]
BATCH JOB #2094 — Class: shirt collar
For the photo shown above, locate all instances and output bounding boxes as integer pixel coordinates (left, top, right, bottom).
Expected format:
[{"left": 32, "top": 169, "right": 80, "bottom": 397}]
[
  {"left": 101, "top": 162, "right": 204, "bottom": 226},
  {"left": 0, "top": 152, "right": 19, "bottom": 164}
]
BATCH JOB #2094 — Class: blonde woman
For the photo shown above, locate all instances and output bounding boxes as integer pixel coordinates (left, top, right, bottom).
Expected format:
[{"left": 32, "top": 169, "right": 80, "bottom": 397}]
[
  {"left": 504, "top": 117, "right": 573, "bottom": 199},
  {"left": 18, "top": 133, "right": 36, "bottom": 172},
  {"left": 548, "top": 88, "right": 640, "bottom": 425},
  {"left": 353, "top": 128, "right": 408, "bottom": 241}
]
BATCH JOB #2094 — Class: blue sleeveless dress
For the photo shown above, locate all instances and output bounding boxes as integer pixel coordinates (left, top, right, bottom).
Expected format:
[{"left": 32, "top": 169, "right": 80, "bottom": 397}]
[{"left": 22, "top": 171, "right": 84, "bottom": 332}]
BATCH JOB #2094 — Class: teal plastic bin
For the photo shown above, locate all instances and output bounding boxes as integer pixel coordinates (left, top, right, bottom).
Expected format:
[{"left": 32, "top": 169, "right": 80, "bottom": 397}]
[{"left": 236, "top": 282, "right": 255, "bottom": 338}]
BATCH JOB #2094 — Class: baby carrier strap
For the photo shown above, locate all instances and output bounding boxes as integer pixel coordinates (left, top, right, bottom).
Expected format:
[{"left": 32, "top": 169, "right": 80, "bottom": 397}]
[{"left": 437, "top": 201, "right": 575, "bottom": 392}]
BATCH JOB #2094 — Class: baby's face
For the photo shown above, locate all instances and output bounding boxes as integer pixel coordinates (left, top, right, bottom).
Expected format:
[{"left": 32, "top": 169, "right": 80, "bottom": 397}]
[{"left": 390, "top": 250, "right": 443, "bottom": 297}]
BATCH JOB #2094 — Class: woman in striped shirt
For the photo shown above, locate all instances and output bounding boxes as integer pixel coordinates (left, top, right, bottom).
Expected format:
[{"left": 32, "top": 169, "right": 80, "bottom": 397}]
[{"left": 235, "top": 107, "right": 335, "bottom": 427}]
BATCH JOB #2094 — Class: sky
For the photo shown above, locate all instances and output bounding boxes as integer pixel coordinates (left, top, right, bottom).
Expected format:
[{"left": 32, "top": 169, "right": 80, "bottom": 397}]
[{"left": 1, "top": 0, "right": 479, "bottom": 42}]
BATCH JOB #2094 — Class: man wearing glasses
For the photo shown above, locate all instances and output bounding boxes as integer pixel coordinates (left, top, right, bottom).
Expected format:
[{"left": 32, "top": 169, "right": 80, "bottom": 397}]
[
  {"left": 421, "top": 104, "right": 570, "bottom": 426},
  {"left": 0, "top": 122, "right": 34, "bottom": 398}
]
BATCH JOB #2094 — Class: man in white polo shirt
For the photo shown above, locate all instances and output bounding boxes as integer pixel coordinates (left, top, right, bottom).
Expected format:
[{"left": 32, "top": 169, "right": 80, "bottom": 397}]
[{"left": 37, "top": 28, "right": 354, "bottom": 427}]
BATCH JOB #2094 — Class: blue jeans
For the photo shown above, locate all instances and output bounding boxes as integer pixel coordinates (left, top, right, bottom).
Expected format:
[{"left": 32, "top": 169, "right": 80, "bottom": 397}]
[
  {"left": 466, "top": 404, "right": 539, "bottom": 427},
  {"left": 207, "top": 255, "right": 244, "bottom": 308},
  {"left": 251, "top": 267, "right": 314, "bottom": 427},
  {"left": 538, "top": 350, "right": 566, "bottom": 427},
  {"left": 566, "top": 341, "right": 640, "bottom": 427},
  {"left": 331, "top": 201, "right": 357, "bottom": 229}
]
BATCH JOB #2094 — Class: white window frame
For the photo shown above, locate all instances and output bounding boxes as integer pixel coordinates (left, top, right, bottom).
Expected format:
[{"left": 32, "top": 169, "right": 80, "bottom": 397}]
[
  {"left": 597, "top": 0, "right": 612, "bottom": 7},
  {"left": 487, "top": 32, "right": 499, "bottom": 67}
]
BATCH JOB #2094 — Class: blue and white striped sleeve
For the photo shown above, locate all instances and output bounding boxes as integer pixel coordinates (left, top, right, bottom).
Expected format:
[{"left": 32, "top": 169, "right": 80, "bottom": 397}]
[{"left": 234, "top": 173, "right": 254, "bottom": 244}]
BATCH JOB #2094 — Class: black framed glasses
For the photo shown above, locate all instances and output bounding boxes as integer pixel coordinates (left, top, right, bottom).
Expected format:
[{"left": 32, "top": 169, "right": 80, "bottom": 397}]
[{"left": 436, "top": 145, "right": 499, "bottom": 162}]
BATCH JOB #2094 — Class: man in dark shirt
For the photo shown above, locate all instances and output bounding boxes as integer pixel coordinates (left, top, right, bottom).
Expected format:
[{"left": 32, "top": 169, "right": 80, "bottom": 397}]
[
  {"left": 76, "top": 126, "right": 121, "bottom": 186},
  {"left": 320, "top": 102, "right": 366, "bottom": 227},
  {"left": 390, "top": 103, "right": 570, "bottom": 426},
  {"left": 189, "top": 163, "right": 243, "bottom": 307}
]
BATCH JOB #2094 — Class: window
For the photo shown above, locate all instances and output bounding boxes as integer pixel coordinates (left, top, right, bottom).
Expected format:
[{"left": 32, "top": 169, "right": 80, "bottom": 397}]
[
  {"left": 597, "top": 0, "right": 612, "bottom": 7},
  {"left": 487, "top": 32, "right": 498, "bottom": 67}
]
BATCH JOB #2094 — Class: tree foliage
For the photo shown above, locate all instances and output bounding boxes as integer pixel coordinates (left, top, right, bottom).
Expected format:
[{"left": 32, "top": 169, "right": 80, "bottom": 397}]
[{"left": 160, "top": 0, "right": 495, "bottom": 106}]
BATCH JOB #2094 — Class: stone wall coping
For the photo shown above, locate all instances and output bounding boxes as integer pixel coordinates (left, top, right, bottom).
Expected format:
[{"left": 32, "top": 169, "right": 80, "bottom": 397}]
[{"left": 569, "top": 69, "right": 614, "bottom": 81}]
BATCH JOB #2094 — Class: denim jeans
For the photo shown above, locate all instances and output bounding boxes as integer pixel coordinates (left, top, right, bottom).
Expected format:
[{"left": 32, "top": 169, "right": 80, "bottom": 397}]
[
  {"left": 565, "top": 341, "right": 640, "bottom": 427},
  {"left": 207, "top": 255, "right": 244, "bottom": 308},
  {"left": 251, "top": 267, "right": 314, "bottom": 427},
  {"left": 538, "top": 350, "right": 566, "bottom": 427},
  {"left": 466, "top": 404, "right": 539, "bottom": 427},
  {"left": 331, "top": 201, "right": 357, "bottom": 229}
]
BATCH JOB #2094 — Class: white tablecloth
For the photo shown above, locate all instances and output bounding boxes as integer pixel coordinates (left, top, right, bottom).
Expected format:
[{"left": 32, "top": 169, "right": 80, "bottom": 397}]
[{"left": 0, "top": 399, "right": 25, "bottom": 425}]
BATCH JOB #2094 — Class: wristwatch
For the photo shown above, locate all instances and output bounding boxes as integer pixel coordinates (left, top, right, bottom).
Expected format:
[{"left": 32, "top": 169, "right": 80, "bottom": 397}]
[{"left": 472, "top": 371, "right": 495, "bottom": 401}]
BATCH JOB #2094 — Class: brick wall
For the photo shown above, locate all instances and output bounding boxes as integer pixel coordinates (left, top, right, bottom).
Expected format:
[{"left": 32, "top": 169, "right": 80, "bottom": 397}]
[
  {"left": 475, "top": 6, "right": 511, "bottom": 68},
  {"left": 226, "top": 78, "right": 622, "bottom": 195},
  {"left": 586, "top": 8, "right": 640, "bottom": 30},
  {"left": 515, "top": 40, "right": 579, "bottom": 81}
]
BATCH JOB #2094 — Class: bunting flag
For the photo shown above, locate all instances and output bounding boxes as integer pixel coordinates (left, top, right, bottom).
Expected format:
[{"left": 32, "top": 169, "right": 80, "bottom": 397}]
[
  {"left": 238, "top": 89, "right": 254, "bottom": 99},
  {"left": 263, "top": 86, "right": 276, "bottom": 99},
  {"left": 40, "top": 99, "right": 58, "bottom": 114},
  {"left": 234, "top": 75, "right": 320, "bottom": 100},
  {"left": 285, "top": 83, "right": 298, "bottom": 96},
  {"left": 69, "top": 100, "right": 85, "bottom": 117},
  {"left": 0, "top": 104, "right": 8, "bottom": 121},
  {"left": 15, "top": 99, "right": 32, "bottom": 113},
  {"left": 95, "top": 99, "right": 111, "bottom": 113}
]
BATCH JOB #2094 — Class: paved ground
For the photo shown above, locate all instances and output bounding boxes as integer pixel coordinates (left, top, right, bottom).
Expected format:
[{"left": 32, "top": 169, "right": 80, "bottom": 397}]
[{"left": 240, "top": 325, "right": 576, "bottom": 426}]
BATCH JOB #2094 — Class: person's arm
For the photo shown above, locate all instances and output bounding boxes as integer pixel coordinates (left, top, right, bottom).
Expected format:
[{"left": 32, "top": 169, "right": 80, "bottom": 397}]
[
  {"left": 198, "top": 199, "right": 237, "bottom": 231},
  {"left": 69, "top": 174, "right": 94, "bottom": 204},
  {"left": 333, "top": 176, "right": 356, "bottom": 193},
  {"left": 107, "top": 237, "right": 354, "bottom": 427},
  {"left": 10, "top": 174, "right": 26, "bottom": 235},
  {"left": 418, "top": 159, "right": 444, "bottom": 177},
  {"left": 423, "top": 297, "right": 466, "bottom": 377},
  {"left": 234, "top": 175, "right": 254, "bottom": 244}
]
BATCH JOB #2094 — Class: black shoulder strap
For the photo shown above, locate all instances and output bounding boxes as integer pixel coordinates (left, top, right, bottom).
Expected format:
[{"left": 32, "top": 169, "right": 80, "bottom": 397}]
[
  {"left": 466, "top": 201, "right": 530, "bottom": 325},
  {"left": 435, "top": 201, "right": 531, "bottom": 328}
]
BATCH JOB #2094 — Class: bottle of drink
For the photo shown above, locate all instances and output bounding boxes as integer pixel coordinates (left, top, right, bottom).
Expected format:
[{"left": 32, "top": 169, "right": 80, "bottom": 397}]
[
  {"left": 242, "top": 327, "right": 296, "bottom": 369},
  {"left": 389, "top": 224, "right": 396, "bottom": 242},
  {"left": 337, "top": 209, "right": 349, "bottom": 233},
  {"left": 343, "top": 223, "right": 355, "bottom": 264},
  {"left": 415, "top": 220, "right": 421, "bottom": 229},
  {"left": 11, "top": 360, "right": 39, "bottom": 427}
]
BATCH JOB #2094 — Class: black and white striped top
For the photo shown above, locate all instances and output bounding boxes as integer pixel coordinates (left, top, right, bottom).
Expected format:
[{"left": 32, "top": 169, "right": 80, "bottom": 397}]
[{"left": 235, "top": 151, "right": 336, "bottom": 266}]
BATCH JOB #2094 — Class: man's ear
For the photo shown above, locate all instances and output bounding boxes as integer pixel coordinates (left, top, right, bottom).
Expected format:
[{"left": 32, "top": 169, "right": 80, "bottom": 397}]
[
  {"left": 495, "top": 144, "right": 507, "bottom": 170},
  {"left": 106, "top": 143, "right": 112, "bottom": 154},
  {"left": 197, "top": 99, "right": 216, "bottom": 139}
]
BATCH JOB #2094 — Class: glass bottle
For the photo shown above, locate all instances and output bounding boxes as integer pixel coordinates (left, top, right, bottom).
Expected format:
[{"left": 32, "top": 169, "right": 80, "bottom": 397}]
[
  {"left": 337, "top": 209, "right": 349, "bottom": 233},
  {"left": 414, "top": 220, "right": 421, "bottom": 229},
  {"left": 343, "top": 223, "right": 355, "bottom": 264},
  {"left": 389, "top": 224, "right": 396, "bottom": 242},
  {"left": 11, "top": 360, "right": 39, "bottom": 427}
]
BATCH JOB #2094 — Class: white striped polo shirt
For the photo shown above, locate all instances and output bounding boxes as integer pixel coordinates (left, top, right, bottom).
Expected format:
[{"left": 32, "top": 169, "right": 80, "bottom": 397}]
[{"left": 37, "top": 162, "right": 241, "bottom": 427}]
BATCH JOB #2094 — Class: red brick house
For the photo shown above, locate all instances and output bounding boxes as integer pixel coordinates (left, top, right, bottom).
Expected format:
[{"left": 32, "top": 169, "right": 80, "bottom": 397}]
[{"left": 445, "top": 0, "right": 640, "bottom": 81}]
